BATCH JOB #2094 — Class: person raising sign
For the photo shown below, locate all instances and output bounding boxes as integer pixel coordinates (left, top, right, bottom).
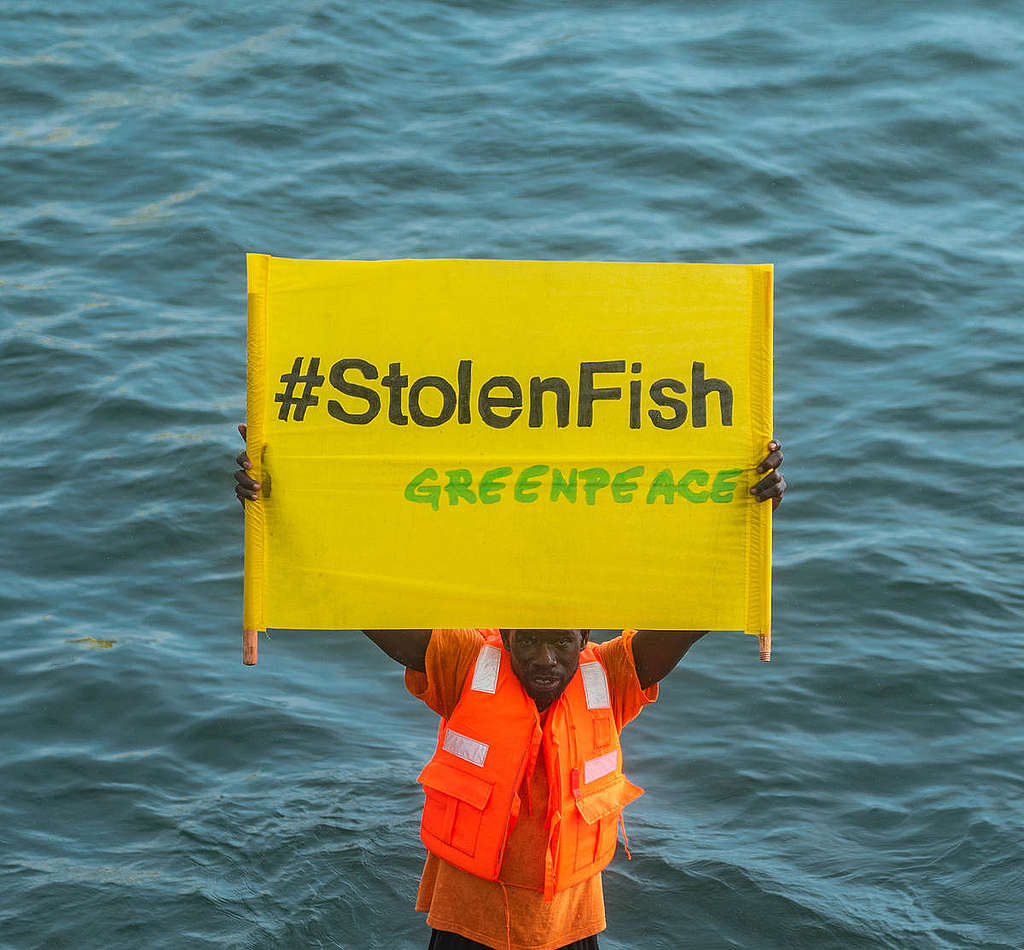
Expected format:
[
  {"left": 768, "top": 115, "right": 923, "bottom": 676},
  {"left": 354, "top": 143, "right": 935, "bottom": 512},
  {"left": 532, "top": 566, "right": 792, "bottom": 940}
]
[{"left": 234, "top": 430, "right": 786, "bottom": 950}]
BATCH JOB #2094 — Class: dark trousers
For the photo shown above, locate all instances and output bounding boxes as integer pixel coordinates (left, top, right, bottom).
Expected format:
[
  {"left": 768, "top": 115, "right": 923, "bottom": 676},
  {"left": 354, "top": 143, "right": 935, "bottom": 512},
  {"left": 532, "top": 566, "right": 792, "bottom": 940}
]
[{"left": 428, "top": 929, "right": 599, "bottom": 950}]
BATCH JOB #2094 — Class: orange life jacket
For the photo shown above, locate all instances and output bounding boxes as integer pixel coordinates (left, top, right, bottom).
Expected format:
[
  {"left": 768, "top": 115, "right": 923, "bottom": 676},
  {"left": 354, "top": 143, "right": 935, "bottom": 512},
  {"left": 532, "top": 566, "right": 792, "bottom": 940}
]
[{"left": 417, "top": 630, "right": 644, "bottom": 900}]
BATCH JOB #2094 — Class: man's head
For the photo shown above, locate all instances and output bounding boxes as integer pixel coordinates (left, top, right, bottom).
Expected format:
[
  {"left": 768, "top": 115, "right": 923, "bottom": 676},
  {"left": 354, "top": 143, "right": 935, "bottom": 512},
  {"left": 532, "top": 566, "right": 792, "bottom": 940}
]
[{"left": 499, "top": 629, "right": 590, "bottom": 710}]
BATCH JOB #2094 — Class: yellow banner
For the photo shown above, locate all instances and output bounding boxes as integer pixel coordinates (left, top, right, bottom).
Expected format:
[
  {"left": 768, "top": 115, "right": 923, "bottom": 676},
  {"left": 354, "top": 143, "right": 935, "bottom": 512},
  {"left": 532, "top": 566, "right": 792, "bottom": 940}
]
[{"left": 244, "top": 256, "right": 772, "bottom": 636}]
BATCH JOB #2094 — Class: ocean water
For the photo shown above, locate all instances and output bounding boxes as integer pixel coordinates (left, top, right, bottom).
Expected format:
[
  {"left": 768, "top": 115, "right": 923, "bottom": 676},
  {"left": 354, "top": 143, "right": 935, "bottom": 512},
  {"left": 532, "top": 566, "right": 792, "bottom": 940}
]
[{"left": 1, "top": 2, "right": 1022, "bottom": 948}]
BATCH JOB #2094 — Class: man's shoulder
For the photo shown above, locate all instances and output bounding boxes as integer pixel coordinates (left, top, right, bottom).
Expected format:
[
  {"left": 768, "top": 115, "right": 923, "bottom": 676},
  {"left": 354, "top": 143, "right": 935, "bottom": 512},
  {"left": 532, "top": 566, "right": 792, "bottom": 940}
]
[
  {"left": 408, "top": 630, "right": 493, "bottom": 718},
  {"left": 591, "top": 632, "right": 629, "bottom": 665},
  {"left": 591, "top": 630, "right": 658, "bottom": 724},
  {"left": 430, "top": 628, "right": 491, "bottom": 654}
]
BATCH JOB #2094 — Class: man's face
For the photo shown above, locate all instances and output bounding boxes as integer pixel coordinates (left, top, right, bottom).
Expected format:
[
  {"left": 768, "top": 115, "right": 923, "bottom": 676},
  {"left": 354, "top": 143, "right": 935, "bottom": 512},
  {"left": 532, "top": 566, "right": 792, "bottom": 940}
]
[{"left": 501, "top": 629, "right": 588, "bottom": 710}]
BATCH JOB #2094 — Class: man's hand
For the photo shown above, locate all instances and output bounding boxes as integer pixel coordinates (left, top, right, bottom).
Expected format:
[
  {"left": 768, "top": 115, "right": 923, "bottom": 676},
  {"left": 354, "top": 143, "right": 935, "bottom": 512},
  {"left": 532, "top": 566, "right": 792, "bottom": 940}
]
[
  {"left": 751, "top": 439, "right": 786, "bottom": 510},
  {"left": 234, "top": 423, "right": 261, "bottom": 505}
]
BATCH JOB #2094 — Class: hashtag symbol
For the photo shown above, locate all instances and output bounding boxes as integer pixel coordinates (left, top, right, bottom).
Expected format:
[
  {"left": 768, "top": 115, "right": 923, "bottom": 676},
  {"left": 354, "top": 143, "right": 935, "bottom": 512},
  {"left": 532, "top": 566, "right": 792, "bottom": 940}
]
[{"left": 275, "top": 357, "right": 324, "bottom": 421}]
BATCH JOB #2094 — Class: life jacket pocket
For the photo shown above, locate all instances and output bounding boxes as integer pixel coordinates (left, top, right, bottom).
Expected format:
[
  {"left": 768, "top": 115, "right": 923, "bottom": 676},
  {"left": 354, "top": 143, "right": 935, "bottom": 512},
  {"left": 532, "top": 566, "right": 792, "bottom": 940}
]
[
  {"left": 572, "top": 773, "right": 644, "bottom": 872},
  {"left": 418, "top": 758, "right": 494, "bottom": 857}
]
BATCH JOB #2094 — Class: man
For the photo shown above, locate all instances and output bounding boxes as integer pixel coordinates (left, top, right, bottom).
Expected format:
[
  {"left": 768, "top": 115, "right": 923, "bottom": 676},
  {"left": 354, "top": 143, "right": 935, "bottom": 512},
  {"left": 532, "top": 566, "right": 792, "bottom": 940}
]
[{"left": 234, "top": 432, "right": 786, "bottom": 950}]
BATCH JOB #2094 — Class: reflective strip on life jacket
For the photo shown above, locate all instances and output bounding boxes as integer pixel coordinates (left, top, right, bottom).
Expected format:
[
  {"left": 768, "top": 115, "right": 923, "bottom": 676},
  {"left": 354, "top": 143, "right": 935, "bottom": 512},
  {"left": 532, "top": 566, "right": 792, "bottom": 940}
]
[
  {"left": 583, "top": 750, "right": 618, "bottom": 784},
  {"left": 470, "top": 643, "right": 501, "bottom": 693},
  {"left": 443, "top": 728, "right": 489, "bottom": 767},
  {"left": 579, "top": 661, "right": 610, "bottom": 709}
]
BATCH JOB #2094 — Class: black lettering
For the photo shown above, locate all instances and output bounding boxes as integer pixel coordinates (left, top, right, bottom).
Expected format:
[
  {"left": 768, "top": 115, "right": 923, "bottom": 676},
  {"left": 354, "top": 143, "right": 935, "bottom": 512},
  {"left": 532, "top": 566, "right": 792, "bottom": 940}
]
[
  {"left": 409, "top": 376, "right": 457, "bottom": 427},
  {"left": 648, "top": 378, "right": 687, "bottom": 429},
  {"left": 578, "top": 360, "right": 624, "bottom": 427},
  {"left": 380, "top": 362, "right": 409, "bottom": 425},
  {"left": 478, "top": 376, "right": 523, "bottom": 428},
  {"left": 327, "top": 358, "right": 380, "bottom": 424},
  {"left": 457, "top": 359, "right": 472, "bottom": 424},
  {"left": 629, "top": 378, "right": 642, "bottom": 429},
  {"left": 528, "top": 376, "right": 570, "bottom": 427},
  {"left": 691, "top": 362, "right": 732, "bottom": 427}
]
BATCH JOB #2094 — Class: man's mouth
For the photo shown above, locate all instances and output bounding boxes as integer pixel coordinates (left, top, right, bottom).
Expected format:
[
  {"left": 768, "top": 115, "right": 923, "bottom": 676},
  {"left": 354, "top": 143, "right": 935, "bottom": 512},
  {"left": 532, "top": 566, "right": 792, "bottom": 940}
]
[{"left": 528, "top": 673, "right": 561, "bottom": 690}]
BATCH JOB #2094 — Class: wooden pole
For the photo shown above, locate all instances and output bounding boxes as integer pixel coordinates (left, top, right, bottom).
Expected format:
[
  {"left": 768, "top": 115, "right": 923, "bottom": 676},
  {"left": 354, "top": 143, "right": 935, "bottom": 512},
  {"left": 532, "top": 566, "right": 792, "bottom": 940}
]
[
  {"left": 243, "top": 628, "right": 258, "bottom": 665},
  {"left": 242, "top": 254, "right": 269, "bottom": 667},
  {"left": 759, "top": 633, "right": 771, "bottom": 662}
]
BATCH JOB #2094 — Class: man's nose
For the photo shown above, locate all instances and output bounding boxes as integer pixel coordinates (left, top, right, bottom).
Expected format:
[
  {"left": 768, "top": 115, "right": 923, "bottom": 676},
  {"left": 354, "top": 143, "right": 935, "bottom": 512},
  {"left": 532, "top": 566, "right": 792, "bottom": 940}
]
[{"left": 536, "top": 643, "right": 557, "bottom": 665}]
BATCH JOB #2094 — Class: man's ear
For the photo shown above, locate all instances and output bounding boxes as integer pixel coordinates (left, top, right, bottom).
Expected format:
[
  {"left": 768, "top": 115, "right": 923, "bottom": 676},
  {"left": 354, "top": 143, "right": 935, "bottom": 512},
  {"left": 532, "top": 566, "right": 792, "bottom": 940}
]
[
  {"left": 500, "top": 628, "right": 512, "bottom": 650},
  {"left": 580, "top": 629, "right": 590, "bottom": 645}
]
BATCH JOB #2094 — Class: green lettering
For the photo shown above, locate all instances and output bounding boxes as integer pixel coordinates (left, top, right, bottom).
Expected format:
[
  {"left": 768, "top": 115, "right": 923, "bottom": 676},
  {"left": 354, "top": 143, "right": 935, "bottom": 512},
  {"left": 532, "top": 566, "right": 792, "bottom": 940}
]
[
  {"left": 405, "top": 468, "right": 440, "bottom": 511},
  {"left": 580, "top": 467, "right": 611, "bottom": 505},
  {"left": 646, "top": 469, "right": 676, "bottom": 504},
  {"left": 479, "top": 466, "right": 513, "bottom": 504},
  {"left": 677, "top": 469, "right": 710, "bottom": 503},
  {"left": 443, "top": 468, "right": 476, "bottom": 505},
  {"left": 611, "top": 465, "right": 644, "bottom": 503},
  {"left": 550, "top": 468, "right": 578, "bottom": 502},
  {"left": 514, "top": 464, "right": 549, "bottom": 503},
  {"left": 710, "top": 468, "right": 742, "bottom": 503}
]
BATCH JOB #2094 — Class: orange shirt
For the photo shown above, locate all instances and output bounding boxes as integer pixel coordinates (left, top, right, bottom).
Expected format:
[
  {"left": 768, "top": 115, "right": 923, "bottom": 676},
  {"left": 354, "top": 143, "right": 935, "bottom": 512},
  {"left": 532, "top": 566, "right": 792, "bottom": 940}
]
[{"left": 405, "top": 629, "right": 657, "bottom": 950}]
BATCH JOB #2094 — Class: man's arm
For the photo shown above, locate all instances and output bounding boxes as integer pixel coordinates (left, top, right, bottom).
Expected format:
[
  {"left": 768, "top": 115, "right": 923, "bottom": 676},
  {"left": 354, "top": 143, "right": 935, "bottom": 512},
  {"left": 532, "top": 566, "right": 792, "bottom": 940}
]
[
  {"left": 631, "top": 440, "right": 787, "bottom": 687},
  {"left": 362, "top": 630, "right": 431, "bottom": 672},
  {"left": 632, "top": 630, "right": 708, "bottom": 689}
]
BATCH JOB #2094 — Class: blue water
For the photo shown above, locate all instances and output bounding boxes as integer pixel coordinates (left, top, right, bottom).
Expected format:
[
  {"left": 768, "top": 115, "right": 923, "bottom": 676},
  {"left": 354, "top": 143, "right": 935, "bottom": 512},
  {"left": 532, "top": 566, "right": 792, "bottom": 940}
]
[{"left": 2, "top": 2, "right": 1022, "bottom": 948}]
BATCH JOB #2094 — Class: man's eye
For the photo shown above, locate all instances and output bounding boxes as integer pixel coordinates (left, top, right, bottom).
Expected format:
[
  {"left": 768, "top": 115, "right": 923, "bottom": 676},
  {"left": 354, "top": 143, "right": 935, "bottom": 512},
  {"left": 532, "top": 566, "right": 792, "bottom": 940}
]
[{"left": 558, "top": 637, "right": 572, "bottom": 647}]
